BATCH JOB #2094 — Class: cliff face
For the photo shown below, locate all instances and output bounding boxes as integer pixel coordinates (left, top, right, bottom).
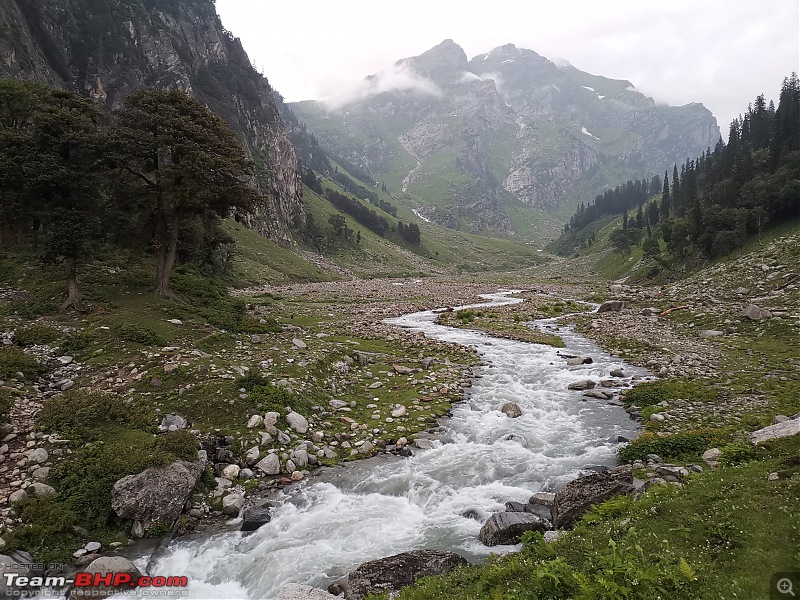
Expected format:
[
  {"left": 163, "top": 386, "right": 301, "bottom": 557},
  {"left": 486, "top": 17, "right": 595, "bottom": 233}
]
[
  {"left": 293, "top": 41, "right": 720, "bottom": 240},
  {"left": 0, "top": 0, "right": 303, "bottom": 242}
]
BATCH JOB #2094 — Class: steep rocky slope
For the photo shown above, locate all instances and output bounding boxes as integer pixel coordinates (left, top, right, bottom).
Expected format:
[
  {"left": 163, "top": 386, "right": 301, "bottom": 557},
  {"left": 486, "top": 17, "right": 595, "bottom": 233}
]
[
  {"left": 293, "top": 40, "right": 719, "bottom": 241},
  {"left": 0, "top": 0, "right": 303, "bottom": 242}
]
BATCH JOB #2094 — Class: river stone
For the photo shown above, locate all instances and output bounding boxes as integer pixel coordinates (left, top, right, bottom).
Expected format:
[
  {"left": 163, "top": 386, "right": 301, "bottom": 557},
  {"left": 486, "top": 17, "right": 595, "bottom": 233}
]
[
  {"left": 256, "top": 453, "right": 280, "bottom": 475},
  {"left": 609, "top": 368, "right": 625, "bottom": 377},
  {"left": 8, "top": 489, "right": 27, "bottom": 504},
  {"left": 552, "top": 465, "right": 635, "bottom": 528},
  {"left": 500, "top": 402, "right": 522, "bottom": 418},
  {"left": 111, "top": 459, "right": 204, "bottom": 528},
  {"left": 222, "top": 493, "right": 244, "bottom": 517},
  {"left": 70, "top": 556, "right": 141, "bottom": 599},
  {"left": 529, "top": 491, "right": 555, "bottom": 508},
  {"left": 278, "top": 584, "right": 337, "bottom": 600},
  {"left": 479, "top": 512, "right": 548, "bottom": 546},
  {"left": 702, "top": 448, "right": 721, "bottom": 467},
  {"left": 393, "top": 364, "right": 414, "bottom": 375},
  {"left": 245, "top": 446, "right": 260, "bottom": 465},
  {"left": 748, "top": 417, "right": 800, "bottom": 445},
  {"left": 292, "top": 448, "right": 309, "bottom": 467},
  {"left": 241, "top": 505, "right": 272, "bottom": 532},
  {"left": 740, "top": 304, "right": 772, "bottom": 321},
  {"left": 358, "top": 441, "right": 374, "bottom": 455},
  {"left": 285, "top": 459, "right": 297, "bottom": 474},
  {"left": 27, "top": 447, "right": 48, "bottom": 464},
  {"left": 566, "top": 356, "right": 593, "bottom": 365},
  {"left": 597, "top": 301, "right": 625, "bottom": 313},
  {"left": 345, "top": 550, "right": 468, "bottom": 600},
  {"left": 286, "top": 412, "right": 309, "bottom": 434},
  {"left": 568, "top": 379, "right": 596, "bottom": 390}
]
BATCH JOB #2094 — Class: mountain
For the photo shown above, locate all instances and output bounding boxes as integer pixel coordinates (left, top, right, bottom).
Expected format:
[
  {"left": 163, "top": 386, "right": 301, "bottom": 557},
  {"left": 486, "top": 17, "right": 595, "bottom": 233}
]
[
  {"left": 291, "top": 40, "right": 720, "bottom": 242},
  {"left": 0, "top": 0, "right": 303, "bottom": 243}
]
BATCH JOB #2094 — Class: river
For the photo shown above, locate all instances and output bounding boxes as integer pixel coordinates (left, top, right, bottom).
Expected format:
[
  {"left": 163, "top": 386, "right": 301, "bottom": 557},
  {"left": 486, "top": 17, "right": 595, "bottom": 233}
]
[{"left": 134, "top": 291, "right": 647, "bottom": 599}]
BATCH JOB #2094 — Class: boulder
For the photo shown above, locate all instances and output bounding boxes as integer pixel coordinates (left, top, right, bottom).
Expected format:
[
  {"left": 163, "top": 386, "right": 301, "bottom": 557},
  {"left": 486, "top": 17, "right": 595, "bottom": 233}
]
[
  {"left": 528, "top": 491, "right": 555, "bottom": 508},
  {"left": 566, "top": 356, "right": 593, "bottom": 366},
  {"left": 740, "top": 304, "right": 773, "bottom": 321},
  {"left": 241, "top": 505, "right": 272, "bottom": 532},
  {"left": 609, "top": 368, "right": 625, "bottom": 378},
  {"left": 111, "top": 459, "right": 204, "bottom": 530},
  {"left": 28, "top": 482, "right": 56, "bottom": 497},
  {"left": 702, "top": 448, "right": 721, "bottom": 468},
  {"left": 292, "top": 338, "right": 307, "bottom": 349},
  {"left": 393, "top": 364, "right": 414, "bottom": 375},
  {"left": 479, "top": 512, "right": 548, "bottom": 546},
  {"left": 597, "top": 301, "right": 625, "bottom": 313},
  {"left": 748, "top": 418, "right": 800, "bottom": 445},
  {"left": 500, "top": 402, "right": 522, "bottom": 418},
  {"left": 159, "top": 414, "right": 188, "bottom": 432},
  {"left": 286, "top": 412, "right": 309, "bottom": 434},
  {"left": 221, "top": 464, "right": 240, "bottom": 480},
  {"left": 27, "top": 448, "right": 48, "bottom": 464},
  {"left": 247, "top": 414, "right": 263, "bottom": 429},
  {"left": 568, "top": 380, "right": 596, "bottom": 391},
  {"left": 278, "top": 584, "right": 337, "bottom": 600},
  {"left": 345, "top": 550, "right": 468, "bottom": 600},
  {"left": 70, "top": 556, "right": 141, "bottom": 599},
  {"left": 222, "top": 493, "right": 244, "bottom": 517},
  {"left": 699, "top": 330, "right": 723, "bottom": 339},
  {"left": 8, "top": 489, "right": 27, "bottom": 504},
  {"left": 552, "top": 465, "right": 635, "bottom": 528}
]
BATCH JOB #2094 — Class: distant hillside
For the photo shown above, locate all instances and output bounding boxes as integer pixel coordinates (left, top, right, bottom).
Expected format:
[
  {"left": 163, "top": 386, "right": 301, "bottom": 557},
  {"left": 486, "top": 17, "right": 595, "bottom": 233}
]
[{"left": 291, "top": 40, "right": 720, "bottom": 243}]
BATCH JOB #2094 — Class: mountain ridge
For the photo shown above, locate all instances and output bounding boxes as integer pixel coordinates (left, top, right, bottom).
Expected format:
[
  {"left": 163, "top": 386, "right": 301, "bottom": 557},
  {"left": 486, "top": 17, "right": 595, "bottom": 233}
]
[{"left": 291, "top": 39, "right": 720, "bottom": 242}]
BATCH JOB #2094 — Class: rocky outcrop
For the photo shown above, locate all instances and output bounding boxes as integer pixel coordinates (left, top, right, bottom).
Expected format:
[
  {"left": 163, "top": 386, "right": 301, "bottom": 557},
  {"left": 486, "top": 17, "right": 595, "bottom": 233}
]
[
  {"left": 552, "top": 465, "right": 635, "bottom": 528},
  {"left": 0, "top": 0, "right": 304, "bottom": 242},
  {"left": 479, "top": 512, "right": 549, "bottom": 546},
  {"left": 748, "top": 417, "right": 800, "bottom": 445},
  {"left": 342, "top": 550, "right": 468, "bottom": 600},
  {"left": 111, "top": 458, "right": 204, "bottom": 536}
]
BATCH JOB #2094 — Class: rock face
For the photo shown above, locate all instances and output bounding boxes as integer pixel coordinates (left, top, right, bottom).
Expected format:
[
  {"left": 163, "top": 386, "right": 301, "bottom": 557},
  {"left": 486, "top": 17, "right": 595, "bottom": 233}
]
[
  {"left": 292, "top": 41, "right": 717, "bottom": 241},
  {"left": 0, "top": 0, "right": 304, "bottom": 242},
  {"left": 552, "top": 465, "right": 635, "bottom": 528},
  {"left": 748, "top": 417, "right": 800, "bottom": 445},
  {"left": 111, "top": 459, "right": 204, "bottom": 534},
  {"left": 344, "top": 550, "right": 468, "bottom": 600},
  {"left": 479, "top": 512, "right": 549, "bottom": 546},
  {"left": 70, "top": 556, "right": 142, "bottom": 599}
]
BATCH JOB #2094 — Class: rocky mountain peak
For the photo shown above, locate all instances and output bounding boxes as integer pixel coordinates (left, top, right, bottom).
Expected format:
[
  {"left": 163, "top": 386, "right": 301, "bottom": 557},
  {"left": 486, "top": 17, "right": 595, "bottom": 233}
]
[{"left": 399, "top": 39, "right": 468, "bottom": 85}]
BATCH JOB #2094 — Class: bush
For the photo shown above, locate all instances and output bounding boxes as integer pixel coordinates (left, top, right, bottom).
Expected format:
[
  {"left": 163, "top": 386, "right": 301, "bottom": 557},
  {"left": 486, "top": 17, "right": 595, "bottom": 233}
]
[
  {"left": 58, "top": 330, "right": 96, "bottom": 356},
  {"left": 37, "top": 390, "right": 154, "bottom": 441},
  {"left": 113, "top": 321, "right": 164, "bottom": 346},
  {"left": 4, "top": 497, "right": 78, "bottom": 563},
  {"left": 618, "top": 429, "right": 731, "bottom": 462},
  {"left": 0, "top": 347, "right": 44, "bottom": 380},
  {"left": 155, "top": 429, "right": 198, "bottom": 461},
  {"left": 0, "top": 389, "right": 15, "bottom": 422},
  {"left": 719, "top": 440, "right": 759, "bottom": 466},
  {"left": 235, "top": 370, "right": 269, "bottom": 391},
  {"left": 624, "top": 380, "right": 719, "bottom": 409},
  {"left": 14, "top": 324, "right": 60, "bottom": 346}
]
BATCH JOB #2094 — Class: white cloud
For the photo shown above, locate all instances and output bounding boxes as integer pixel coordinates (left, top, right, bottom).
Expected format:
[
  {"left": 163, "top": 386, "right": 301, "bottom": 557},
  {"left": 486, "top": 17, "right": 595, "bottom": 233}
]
[
  {"left": 321, "top": 64, "right": 442, "bottom": 110},
  {"left": 216, "top": 0, "right": 800, "bottom": 128}
]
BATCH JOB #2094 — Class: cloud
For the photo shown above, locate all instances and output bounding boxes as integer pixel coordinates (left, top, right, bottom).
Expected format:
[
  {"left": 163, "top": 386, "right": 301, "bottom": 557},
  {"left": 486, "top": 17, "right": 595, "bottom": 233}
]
[{"left": 321, "top": 64, "right": 442, "bottom": 110}]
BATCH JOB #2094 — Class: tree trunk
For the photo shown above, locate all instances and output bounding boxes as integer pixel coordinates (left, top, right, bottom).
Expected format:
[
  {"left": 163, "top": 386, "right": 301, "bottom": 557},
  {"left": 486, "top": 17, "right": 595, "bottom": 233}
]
[
  {"left": 61, "top": 257, "right": 82, "bottom": 311},
  {"left": 155, "top": 214, "right": 179, "bottom": 298}
]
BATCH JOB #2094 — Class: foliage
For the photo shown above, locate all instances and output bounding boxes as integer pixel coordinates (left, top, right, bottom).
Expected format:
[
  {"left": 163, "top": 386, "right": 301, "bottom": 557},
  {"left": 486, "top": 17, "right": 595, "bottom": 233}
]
[
  {"left": 0, "top": 347, "right": 44, "bottom": 380},
  {"left": 397, "top": 221, "right": 421, "bottom": 244},
  {"left": 58, "top": 330, "right": 96, "bottom": 357},
  {"left": 623, "top": 380, "right": 719, "bottom": 409},
  {"left": 719, "top": 440, "right": 759, "bottom": 466},
  {"left": 323, "top": 187, "right": 389, "bottom": 236},
  {"left": 112, "top": 321, "right": 164, "bottom": 346},
  {"left": 155, "top": 429, "right": 198, "bottom": 462},
  {"left": 4, "top": 497, "right": 78, "bottom": 564},
  {"left": 13, "top": 324, "right": 60, "bottom": 347},
  {"left": 618, "top": 429, "right": 730, "bottom": 462}
]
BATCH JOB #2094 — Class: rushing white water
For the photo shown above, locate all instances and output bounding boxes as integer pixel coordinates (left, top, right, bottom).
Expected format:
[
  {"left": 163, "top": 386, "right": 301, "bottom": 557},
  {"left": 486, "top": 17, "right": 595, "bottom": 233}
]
[{"left": 135, "top": 291, "right": 646, "bottom": 599}]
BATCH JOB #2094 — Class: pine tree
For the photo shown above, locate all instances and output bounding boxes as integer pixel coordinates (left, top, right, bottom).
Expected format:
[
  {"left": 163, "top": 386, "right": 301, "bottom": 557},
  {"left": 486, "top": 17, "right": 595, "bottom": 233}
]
[{"left": 660, "top": 170, "right": 671, "bottom": 218}]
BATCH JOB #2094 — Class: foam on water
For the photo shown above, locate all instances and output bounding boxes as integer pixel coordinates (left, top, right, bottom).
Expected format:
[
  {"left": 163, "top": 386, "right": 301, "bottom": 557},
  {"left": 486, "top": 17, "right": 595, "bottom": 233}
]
[{"left": 131, "top": 291, "right": 646, "bottom": 599}]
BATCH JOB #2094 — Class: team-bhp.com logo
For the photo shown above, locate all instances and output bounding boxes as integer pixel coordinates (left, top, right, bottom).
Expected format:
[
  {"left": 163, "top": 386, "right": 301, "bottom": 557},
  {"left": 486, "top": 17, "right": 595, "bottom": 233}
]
[{"left": 4, "top": 572, "right": 188, "bottom": 595}]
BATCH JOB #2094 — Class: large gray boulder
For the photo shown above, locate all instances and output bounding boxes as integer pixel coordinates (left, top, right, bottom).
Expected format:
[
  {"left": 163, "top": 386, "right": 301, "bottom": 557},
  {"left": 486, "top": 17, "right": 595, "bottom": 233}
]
[
  {"left": 748, "top": 417, "right": 799, "bottom": 445},
  {"left": 70, "top": 556, "right": 141, "bottom": 599},
  {"left": 740, "top": 304, "right": 772, "bottom": 321},
  {"left": 286, "top": 412, "right": 309, "bottom": 434},
  {"left": 597, "top": 301, "right": 625, "bottom": 313},
  {"left": 241, "top": 505, "right": 272, "bottom": 532},
  {"left": 0, "top": 551, "right": 42, "bottom": 598},
  {"left": 344, "top": 550, "right": 468, "bottom": 600},
  {"left": 111, "top": 459, "right": 204, "bottom": 534},
  {"left": 479, "top": 512, "right": 549, "bottom": 546},
  {"left": 552, "top": 465, "right": 635, "bottom": 528},
  {"left": 255, "top": 453, "right": 280, "bottom": 475}
]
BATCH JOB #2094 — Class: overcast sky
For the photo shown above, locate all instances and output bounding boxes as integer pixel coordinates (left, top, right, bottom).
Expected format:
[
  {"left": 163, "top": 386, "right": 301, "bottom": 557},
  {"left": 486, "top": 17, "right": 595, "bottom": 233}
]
[{"left": 216, "top": 0, "right": 799, "bottom": 129}]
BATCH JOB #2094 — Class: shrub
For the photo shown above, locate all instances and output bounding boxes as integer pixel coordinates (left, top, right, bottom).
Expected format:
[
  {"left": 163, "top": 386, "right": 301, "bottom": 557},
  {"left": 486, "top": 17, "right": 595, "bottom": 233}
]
[
  {"left": 0, "top": 347, "right": 44, "bottom": 380},
  {"left": 4, "top": 497, "right": 78, "bottom": 563},
  {"left": 113, "top": 321, "right": 164, "bottom": 346},
  {"left": 37, "top": 390, "right": 154, "bottom": 441},
  {"left": 618, "top": 429, "right": 732, "bottom": 462},
  {"left": 719, "top": 440, "right": 759, "bottom": 466},
  {"left": 155, "top": 429, "right": 198, "bottom": 461},
  {"left": 235, "top": 370, "right": 269, "bottom": 391},
  {"left": 624, "top": 380, "right": 719, "bottom": 409},
  {"left": 0, "top": 389, "right": 15, "bottom": 422},
  {"left": 58, "top": 330, "right": 96, "bottom": 356},
  {"left": 14, "top": 324, "right": 60, "bottom": 346}
]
